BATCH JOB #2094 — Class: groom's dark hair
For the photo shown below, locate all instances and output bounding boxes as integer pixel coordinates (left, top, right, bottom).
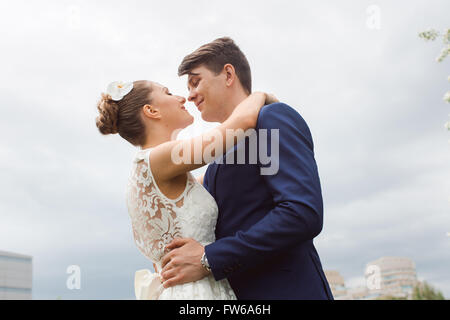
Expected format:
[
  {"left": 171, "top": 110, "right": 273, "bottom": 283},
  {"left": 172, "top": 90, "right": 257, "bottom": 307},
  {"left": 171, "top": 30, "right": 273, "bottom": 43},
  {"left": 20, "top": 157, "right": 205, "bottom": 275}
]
[{"left": 178, "top": 37, "right": 252, "bottom": 94}]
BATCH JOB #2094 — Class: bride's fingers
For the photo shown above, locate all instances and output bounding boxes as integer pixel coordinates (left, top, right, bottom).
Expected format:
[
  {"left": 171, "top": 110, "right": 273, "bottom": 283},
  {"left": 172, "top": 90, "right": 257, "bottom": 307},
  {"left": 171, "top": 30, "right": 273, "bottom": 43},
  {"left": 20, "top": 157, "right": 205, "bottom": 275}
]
[{"left": 265, "top": 93, "right": 278, "bottom": 105}]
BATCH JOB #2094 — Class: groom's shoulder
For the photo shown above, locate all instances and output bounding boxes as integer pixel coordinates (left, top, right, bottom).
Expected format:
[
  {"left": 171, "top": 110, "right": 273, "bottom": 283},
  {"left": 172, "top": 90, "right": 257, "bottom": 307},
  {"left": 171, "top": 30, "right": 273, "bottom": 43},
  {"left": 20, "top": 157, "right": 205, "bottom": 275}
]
[{"left": 257, "top": 102, "right": 306, "bottom": 126}]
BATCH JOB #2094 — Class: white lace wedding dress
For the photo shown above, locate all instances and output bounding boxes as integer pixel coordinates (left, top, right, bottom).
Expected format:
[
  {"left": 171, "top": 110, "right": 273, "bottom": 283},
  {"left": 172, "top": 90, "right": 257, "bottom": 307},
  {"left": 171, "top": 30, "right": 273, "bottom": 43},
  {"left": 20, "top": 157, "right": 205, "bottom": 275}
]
[{"left": 126, "top": 148, "right": 236, "bottom": 300}]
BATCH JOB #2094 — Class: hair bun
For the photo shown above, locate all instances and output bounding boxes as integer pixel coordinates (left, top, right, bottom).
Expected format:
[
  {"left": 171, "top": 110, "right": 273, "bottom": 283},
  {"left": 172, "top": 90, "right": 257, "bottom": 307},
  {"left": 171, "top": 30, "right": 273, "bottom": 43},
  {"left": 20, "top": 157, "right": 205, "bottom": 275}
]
[{"left": 96, "top": 93, "right": 119, "bottom": 135}]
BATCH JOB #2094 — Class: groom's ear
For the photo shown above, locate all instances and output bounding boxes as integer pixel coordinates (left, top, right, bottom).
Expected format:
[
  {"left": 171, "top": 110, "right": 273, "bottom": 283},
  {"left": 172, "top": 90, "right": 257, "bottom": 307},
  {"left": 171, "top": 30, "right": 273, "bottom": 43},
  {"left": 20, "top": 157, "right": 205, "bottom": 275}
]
[
  {"left": 142, "top": 104, "right": 161, "bottom": 120},
  {"left": 223, "top": 63, "right": 237, "bottom": 88}
]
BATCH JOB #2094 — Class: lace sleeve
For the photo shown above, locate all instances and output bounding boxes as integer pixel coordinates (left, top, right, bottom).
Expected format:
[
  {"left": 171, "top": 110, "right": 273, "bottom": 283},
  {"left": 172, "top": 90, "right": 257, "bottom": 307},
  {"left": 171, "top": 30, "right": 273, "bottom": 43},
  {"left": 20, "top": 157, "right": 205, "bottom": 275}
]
[{"left": 126, "top": 150, "right": 183, "bottom": 264}]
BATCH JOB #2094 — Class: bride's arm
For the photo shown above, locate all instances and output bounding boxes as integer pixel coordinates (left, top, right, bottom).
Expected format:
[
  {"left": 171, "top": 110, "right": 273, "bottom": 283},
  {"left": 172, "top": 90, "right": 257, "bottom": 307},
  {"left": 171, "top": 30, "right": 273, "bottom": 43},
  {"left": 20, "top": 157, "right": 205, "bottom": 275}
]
[{"left": 149, "top": 92, "right": 268, "bottom": 181}]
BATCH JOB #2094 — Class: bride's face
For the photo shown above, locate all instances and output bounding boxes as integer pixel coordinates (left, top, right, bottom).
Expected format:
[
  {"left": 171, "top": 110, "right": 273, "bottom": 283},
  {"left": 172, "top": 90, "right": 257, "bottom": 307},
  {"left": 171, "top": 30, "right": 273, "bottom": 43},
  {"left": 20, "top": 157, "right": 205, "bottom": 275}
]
[{"left": 149, "top": 82, "right": 194, "bottom": 130}]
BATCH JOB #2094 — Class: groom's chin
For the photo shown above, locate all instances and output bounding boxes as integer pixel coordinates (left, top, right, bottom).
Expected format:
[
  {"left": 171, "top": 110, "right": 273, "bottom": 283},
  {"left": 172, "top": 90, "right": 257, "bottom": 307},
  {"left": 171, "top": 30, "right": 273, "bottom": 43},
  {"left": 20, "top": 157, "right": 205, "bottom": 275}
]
[{"left": 200, "top": 112, "right": 215, "bottom": 123}]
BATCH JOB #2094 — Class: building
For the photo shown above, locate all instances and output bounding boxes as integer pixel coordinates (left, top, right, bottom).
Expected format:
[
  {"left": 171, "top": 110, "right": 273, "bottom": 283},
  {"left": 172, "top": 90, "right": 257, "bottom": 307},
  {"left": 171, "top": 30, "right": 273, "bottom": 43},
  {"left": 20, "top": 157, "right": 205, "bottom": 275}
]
[
  {"left": 324, "top": 270, "right": 348, "bottom": 299},
  {"left": 0, "top": 250, "right": 33, "bottom": 300},
  {"left": 325, "top": 256, "right": 419, "bottom": 300},
  {"left": 347, "top": 286, "right": 371, "bottom": 300},
  {"left": 323, "top": 273, "right": 380, "bottom": 300},
  {"left": 364, "top": 256, "right": 418, "bottom": 299}
]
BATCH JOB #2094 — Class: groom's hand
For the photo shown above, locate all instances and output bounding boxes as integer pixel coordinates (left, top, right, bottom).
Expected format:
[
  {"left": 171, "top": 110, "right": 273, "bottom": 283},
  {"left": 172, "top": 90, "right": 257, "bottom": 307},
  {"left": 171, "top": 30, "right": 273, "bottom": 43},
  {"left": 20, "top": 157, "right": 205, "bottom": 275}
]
[{"left": 160, "top": 238, "right": 210, "bottom": 288}]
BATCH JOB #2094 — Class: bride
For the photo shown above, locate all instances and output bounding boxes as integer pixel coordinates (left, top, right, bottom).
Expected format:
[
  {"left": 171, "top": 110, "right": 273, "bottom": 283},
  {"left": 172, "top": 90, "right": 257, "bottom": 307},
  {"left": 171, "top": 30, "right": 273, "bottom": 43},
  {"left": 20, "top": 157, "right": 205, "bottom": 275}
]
[{"left": 95, "top": 80, "right": 276, "bottom": 299}]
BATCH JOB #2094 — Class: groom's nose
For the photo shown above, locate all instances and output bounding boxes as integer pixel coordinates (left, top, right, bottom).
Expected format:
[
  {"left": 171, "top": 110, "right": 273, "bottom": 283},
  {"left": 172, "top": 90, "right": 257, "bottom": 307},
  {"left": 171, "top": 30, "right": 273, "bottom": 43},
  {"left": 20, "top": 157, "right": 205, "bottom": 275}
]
[{"left": 187, "top": 89, "right": 196, "bottom": 102}]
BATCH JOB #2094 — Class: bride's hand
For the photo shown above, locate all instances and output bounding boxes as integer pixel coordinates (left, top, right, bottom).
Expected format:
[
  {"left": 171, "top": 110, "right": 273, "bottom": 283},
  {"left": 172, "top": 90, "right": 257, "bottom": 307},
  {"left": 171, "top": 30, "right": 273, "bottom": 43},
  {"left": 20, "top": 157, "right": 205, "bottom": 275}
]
[
  {"left": 229, "top": 91, "right": 274, "bottom": 129},
  {"left": 264, "top": 93, "right": 279, "bottom": 105}
]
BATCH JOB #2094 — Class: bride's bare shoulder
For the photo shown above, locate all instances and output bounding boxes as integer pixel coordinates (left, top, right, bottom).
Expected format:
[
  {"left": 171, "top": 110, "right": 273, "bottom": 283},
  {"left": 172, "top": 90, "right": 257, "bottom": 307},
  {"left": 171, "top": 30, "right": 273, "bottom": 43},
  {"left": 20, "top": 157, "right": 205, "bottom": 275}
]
[{"left": 196, "top": 174, "right": 204, "bottom": 185}]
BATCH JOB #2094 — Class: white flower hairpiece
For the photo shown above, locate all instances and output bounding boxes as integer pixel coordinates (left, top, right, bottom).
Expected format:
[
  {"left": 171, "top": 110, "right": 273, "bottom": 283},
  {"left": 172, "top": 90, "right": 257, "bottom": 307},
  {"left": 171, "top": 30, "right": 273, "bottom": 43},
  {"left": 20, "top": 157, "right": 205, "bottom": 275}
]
[{"left": 106, "top": 81, "right": 134, "bottom": 101}]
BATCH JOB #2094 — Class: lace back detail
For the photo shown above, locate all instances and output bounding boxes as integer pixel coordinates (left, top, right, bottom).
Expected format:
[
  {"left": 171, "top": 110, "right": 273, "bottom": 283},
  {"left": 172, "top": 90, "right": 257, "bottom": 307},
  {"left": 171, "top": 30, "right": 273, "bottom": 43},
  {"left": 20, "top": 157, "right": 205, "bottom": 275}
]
[{"left": 126, "top": 149, "right": 195, "bottom": 264}]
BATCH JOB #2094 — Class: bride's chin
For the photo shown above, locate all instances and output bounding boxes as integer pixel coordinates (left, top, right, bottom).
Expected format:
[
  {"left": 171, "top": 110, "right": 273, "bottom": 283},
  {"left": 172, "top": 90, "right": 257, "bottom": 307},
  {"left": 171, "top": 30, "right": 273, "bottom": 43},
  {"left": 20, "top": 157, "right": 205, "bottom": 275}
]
[{"left": 177, "top": 117, "right": 194, "bottom": 130}]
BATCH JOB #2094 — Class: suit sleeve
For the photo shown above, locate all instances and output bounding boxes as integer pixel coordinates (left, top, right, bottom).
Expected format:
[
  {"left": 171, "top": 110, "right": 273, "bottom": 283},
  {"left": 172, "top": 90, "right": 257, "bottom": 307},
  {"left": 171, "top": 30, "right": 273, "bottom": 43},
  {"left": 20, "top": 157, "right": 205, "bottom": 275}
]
[{"left": 204, "top": 103, "right": 324, "bottom": 281}]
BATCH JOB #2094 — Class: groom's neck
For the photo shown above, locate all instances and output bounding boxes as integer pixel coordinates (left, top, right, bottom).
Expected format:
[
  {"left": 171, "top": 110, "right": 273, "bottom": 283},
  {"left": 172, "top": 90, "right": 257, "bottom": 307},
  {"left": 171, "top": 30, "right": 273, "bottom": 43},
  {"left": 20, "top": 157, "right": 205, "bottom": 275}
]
[{"left": 219, "top": 89, "right": 250, "bottom": 123}]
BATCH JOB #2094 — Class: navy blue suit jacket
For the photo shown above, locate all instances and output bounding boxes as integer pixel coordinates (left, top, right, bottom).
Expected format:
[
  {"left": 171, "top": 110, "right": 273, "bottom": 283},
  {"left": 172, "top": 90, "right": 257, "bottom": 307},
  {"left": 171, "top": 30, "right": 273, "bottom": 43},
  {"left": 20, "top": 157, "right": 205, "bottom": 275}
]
[{"left": 203, "top": 103, "right": 333, "bottom": 300}]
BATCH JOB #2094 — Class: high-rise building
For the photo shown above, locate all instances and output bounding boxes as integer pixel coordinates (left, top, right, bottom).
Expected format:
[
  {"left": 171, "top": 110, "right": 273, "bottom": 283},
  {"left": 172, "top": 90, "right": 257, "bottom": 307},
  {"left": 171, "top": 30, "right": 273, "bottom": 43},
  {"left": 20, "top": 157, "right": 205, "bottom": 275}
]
[
  {"left": 0, "top": 250, "right": 32, "bottom": 300},
  {"left": 365, "top": 256, "right": 418, "bottom": 299},
  {"left": 324, "top": 270, "right": 348, "bottom": 299}
]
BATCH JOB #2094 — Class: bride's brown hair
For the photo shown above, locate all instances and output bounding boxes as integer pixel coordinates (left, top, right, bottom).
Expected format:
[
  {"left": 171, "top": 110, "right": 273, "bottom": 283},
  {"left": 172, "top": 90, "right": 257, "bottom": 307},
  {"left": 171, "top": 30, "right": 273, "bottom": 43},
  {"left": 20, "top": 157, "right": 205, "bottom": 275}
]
[{"left": 95, "top": 80, "right": 153, "bottom": 146}]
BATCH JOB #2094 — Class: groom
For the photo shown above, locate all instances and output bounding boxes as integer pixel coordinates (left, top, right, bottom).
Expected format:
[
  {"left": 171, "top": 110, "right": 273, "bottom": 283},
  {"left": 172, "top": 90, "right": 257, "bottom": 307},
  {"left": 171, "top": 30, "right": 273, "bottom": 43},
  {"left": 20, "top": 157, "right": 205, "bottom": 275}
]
[{"left": 160, "top": 37, "right": 333, "bottom": 300}]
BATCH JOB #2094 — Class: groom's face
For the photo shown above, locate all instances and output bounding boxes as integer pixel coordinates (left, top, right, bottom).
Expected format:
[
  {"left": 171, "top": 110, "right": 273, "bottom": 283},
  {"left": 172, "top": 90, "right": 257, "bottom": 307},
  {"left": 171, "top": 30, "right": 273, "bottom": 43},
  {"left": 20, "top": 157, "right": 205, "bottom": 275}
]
[{"left": 187, "top": 65, "right": 227, "bottom": 123}]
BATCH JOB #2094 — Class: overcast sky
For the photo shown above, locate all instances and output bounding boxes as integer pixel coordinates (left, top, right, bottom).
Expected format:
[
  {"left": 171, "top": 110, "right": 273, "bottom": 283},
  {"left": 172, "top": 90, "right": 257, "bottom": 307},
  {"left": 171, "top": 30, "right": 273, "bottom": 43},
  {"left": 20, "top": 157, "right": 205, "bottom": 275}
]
[{"left": 1, "top": 0, "right": 449, "bottom": 299}]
